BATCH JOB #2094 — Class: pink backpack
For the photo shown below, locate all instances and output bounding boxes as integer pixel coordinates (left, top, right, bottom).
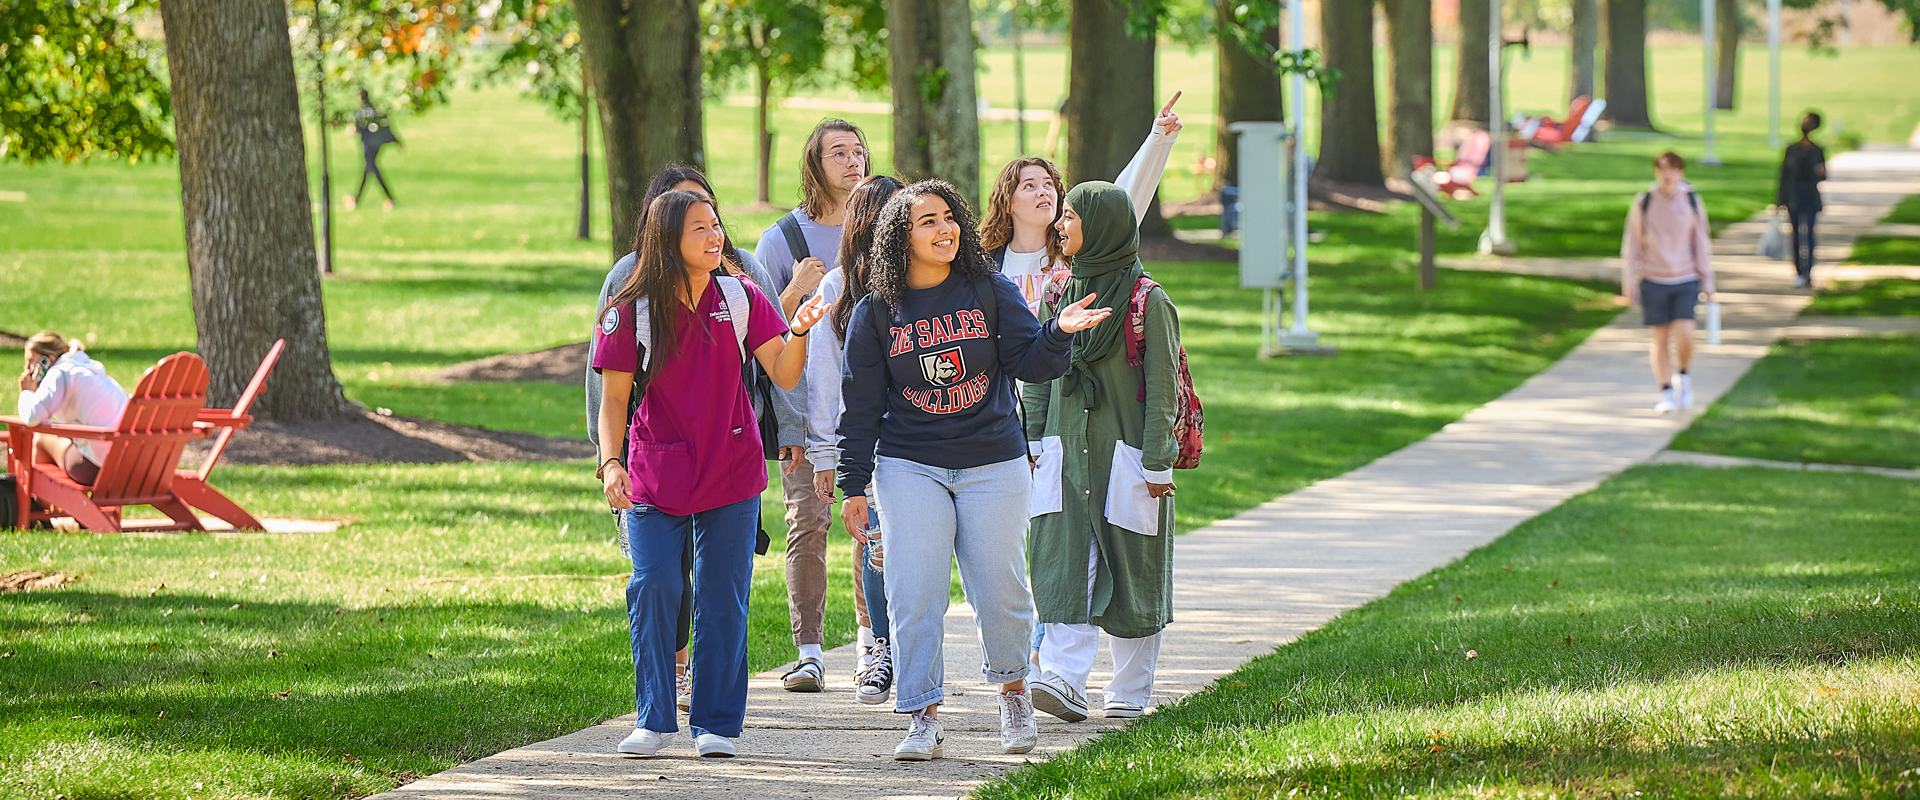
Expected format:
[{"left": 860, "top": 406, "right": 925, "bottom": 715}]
[{"left": 1044, "top": 270, "right": 1204, "bottom": 470}]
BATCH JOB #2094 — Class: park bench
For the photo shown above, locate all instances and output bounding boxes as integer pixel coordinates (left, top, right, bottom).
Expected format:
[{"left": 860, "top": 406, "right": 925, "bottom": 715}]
[{"left": 3, "top": 343, "right": 281, "bottom": 532}]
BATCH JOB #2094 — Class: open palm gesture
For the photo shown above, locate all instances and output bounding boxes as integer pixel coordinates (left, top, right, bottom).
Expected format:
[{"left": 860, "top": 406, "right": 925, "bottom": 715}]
[{"left": 1056, "top": 294, "right": 1113, "bottom": 333}]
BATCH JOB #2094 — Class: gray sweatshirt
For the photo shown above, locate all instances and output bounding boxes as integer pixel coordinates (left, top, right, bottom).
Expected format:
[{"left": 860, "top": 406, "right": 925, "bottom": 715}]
[{"left": 585, "top": 247, "right": 784, "bottom": 460}]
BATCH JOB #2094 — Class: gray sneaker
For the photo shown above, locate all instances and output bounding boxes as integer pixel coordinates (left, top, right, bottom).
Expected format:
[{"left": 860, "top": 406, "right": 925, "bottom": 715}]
[
  {"left": 893, "top": 712, "right": 944, "bottom": 761},
  {"left": 1029, "top": 675, "right": 1089, "bottom": 722},
  {"left": 999, "top": 689, "right": 1038, "bottom": 753}
]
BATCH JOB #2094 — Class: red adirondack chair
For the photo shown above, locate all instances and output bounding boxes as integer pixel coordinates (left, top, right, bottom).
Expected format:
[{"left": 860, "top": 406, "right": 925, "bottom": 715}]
[
  {"left": 1530, "top": 95, "right": 1600, "bottom": 148},
  {"left": 1414, "top": 130, "right": 1493, "bottom": 199},
  {"left": 4, "top": 352, "right": 212, "bottom": 532},
  {"left": 174, "top": 340, "right": 284, "bottom": 531}
]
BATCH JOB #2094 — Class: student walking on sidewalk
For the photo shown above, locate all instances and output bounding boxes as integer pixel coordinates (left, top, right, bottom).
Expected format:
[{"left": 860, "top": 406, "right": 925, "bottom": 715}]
[
  {"left": 1622, "top": 151, "right": 1716, "bottom": 414},
  {"left": 1023, "top": 182, "right": 1184, "bottom": 723},
  {"left": 980, "top": 93, "right": 1184, "bottom": 314},
  {"left": 1777, "top": 112, "right": 1828, "bottom": 289},
  {"left": 754, "top": 119, "right": 869, "bottom": 691},
  {"left": 595, "top": 190, "right": 827, "bottom": 759},
  {"left": 804, "top": 175, "right": 905, "bottom": 706},
  {"left": 836, "top": 180, "right": 1112, "bottom": 761},
  {"left": 586, "top": 166, "right": 800, "bottom": 714}
]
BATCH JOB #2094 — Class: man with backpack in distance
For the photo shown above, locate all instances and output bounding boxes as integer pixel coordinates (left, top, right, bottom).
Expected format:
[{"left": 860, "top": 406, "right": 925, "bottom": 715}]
[
  {"left": 1622, "top": 151, "right": 1715, "bottom": 415},
  {"left": 753, "top": 119, "right": 869, "bottom": 693}
]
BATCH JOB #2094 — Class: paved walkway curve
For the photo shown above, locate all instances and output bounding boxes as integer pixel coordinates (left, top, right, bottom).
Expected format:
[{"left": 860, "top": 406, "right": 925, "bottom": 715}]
[{"left": 379, "top": 149, "right": 1920, "bottom": 800}]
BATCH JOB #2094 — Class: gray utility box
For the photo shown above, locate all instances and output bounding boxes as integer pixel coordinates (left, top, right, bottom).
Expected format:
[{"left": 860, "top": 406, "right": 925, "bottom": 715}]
[{"left": 1228, "top": 121, "right": 1294, "bottom": 290}]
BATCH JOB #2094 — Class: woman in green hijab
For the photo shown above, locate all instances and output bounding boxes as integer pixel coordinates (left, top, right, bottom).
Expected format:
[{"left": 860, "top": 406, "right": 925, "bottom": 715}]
[{"left": 1022, "top": 181, "right": 1184, "bottom": 722}]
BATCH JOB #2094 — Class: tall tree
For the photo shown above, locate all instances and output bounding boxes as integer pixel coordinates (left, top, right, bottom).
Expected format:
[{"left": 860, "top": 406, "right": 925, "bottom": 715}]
[
  {"left": 1570, "top": 0, "right": 1598, "bottom": 102},
  {"left": 1066, "top": 0, "right": 1170, "bottom": 237},
  {"left": 1605, "top": 0, "right": 1653, "bottom": 127},
  {"left": 707, "top": 0, "right": 831, "bottom": 209},
  {"left": 577, "top": 0, "right": 705, "bottom": 255},
  {"left": 1214, "top": 0, "right": 1284, "bottom": 191},
  {"left": 1383, "top": 0, "right": 1433, "bottom": 179},
  {"left": 1451, "top": 0, "right": 1489, "bottom": 124},
  {"left": 1316, "top": 0, "right": 1384, "bottom": 187},
  {"left": 888, "top": 0, "right": 983, "bottom": 212},
  {"left": 0, "top": 0, "right": 172, "bottom": 164},
  {"left": 1715, "top": 0, "right": 1740, "bottom": 110},
  {"left": 158, "top": 0, "right": 350, "bottom": 419}
]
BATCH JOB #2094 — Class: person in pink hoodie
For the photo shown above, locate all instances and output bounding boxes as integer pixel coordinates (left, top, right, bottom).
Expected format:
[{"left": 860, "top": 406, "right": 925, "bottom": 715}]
[{"left": 1621, "top": 151, "right": 1716, "bottom": 414}]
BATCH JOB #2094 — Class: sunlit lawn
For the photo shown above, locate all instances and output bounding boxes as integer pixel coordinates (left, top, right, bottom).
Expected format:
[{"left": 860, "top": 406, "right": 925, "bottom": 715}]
[{"left": 1669, "top": 335, "right": 1920, "bottom": 470}]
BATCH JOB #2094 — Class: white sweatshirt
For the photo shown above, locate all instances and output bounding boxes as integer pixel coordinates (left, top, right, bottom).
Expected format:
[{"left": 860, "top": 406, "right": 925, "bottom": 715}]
[
  {"left": 1001, "top": 125, "right": 1180, "bottom": 315},
  {"left": 17, "top": 350, "right": 129, "bottom": 465}
]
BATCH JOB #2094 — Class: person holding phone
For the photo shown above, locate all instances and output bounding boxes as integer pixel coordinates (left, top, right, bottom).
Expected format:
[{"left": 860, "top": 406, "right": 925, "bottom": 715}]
[{"left": 17, "top": 332, "right": 128, "bottom": 486}]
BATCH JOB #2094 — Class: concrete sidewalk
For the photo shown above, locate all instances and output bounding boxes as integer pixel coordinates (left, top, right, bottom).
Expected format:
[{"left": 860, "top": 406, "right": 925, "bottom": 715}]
[{"left": 379, "top": 150, "right": 1920, "bottom": 800}]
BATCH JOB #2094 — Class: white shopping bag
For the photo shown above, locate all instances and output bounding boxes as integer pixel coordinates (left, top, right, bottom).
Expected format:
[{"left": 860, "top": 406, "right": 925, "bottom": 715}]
[
  {"left": 1758, "top": 209, "right": 1785, "bottom": 260},
  {"left": 1029, "top": 436, "right": 1064, "bottom": 518},
  {"left": 1104, "top": 442, "right": 1162, "bottom": 536},
  {"left": 1706, "top": 301, "right": 1722, "bottom": 345}
]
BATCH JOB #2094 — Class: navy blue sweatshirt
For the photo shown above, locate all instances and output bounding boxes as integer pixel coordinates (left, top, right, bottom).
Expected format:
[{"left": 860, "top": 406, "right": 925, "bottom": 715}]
[{"left": 837, "top": 270, "right": 1074, "bottom": 498}]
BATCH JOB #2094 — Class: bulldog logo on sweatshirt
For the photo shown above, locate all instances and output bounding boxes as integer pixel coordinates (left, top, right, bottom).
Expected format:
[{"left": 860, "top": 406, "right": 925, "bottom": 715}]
[{"left": 919, "top": 347, "right": 964, "bottom": 386}]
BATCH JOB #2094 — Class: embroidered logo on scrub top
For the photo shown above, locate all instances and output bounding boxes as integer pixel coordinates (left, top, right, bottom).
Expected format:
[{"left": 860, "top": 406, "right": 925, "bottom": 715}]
[
  {"left": 920, "top": 346, "right": 964, "bottom": 386},
  {"left": 601, "top": 307, "right": 620, "bottom": 335}
]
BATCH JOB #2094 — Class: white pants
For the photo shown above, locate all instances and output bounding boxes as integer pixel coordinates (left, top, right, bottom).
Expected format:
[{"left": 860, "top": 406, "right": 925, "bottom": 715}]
[{"left": 1036, "top": 538, "right": 1162, "bottom": 708}]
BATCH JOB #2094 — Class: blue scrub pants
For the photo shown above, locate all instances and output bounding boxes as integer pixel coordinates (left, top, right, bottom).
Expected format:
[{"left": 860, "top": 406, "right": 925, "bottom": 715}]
[{"left": 626, "top": 496, "right": 757, "bottom": 738}]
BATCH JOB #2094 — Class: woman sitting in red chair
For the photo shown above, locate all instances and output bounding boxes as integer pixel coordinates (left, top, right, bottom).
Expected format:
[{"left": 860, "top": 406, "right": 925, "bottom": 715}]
[{"left": 16, "top": 332, "right": 128, "bottom": 486}]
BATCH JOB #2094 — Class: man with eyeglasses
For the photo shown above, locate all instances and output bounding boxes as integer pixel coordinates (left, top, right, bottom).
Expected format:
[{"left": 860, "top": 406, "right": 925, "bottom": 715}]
[{"left": 755, "top": 118, "right": 872, "bottom": 694}]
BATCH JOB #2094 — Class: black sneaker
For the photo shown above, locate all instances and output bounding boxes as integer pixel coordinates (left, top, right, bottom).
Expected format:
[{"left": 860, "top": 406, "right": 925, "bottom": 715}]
[{"left": 856, "top": 638, "right": 893, "bottom": 705}]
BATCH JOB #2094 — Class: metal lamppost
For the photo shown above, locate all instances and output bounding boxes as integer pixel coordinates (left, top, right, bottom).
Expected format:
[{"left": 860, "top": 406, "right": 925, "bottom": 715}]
[
  {"left": 1281, "top": 0, "right": 1322, "bottom": 352},
  {"left": 314, "top": 0, "right": 334, "bottom": 274},
  {"left": 1701, "top": 0, "right": 1722, "bottom": 166},
  {"left": 1768, "top": 0, "right": 1783, "bottom": 149},
  {"left": 1480, "top": 0, "right": 1515, "bottom": 255}
]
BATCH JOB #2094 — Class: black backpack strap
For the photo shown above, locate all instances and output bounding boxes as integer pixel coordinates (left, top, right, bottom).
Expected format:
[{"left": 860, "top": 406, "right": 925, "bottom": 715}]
[
  {"left": 989, "top": 244, "right": 1008, "bottom": 270},
  {"left": 777, "top": 210, "right": 810, "bottom": 263},
  {"left": 970, "top": 277, "right": 1000, "bottom": 339},
  {"left": 1639, "top": 192, "right": 1650, "bottom": 215}
]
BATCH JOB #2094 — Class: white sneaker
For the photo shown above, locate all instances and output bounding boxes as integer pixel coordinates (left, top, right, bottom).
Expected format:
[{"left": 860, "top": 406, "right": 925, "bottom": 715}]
[
  {"left": 1029, "top": 675, "right": 1089, "bottom": 722},
  {"left": 1654, "top": 388, "right": 1677, "bottom": 415},
  {"left": 893, "top": 712, "right": 943, "bottom": 761},
  {"left": 1677, "top": 374, "right": 1694, "bottom": 409},
  {"left": 999, "top": 689, "right": 1039, "bottom": 754},
  {"left": 695, "top": 733, "right": 736, "bottom": 758},
  {"left": 676, "top": 668, "right": 692, "bottom": 712},
  {"left": 616, "top": 728, "right": 674, "bottom": 756},
  {"left": 1102, "top": 700, "right": 1145, "bottom": 719},
  {"left": 1792, "top": 274, "right": 1811, "bottom": 289}
]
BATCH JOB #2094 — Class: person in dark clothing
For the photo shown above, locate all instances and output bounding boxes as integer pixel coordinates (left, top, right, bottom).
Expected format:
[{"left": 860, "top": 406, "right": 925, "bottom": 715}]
[
  {"left": 1777, "top": 112, "right": 1827, "bottom": 289},
  {"left": 349, "top": 90, "right": 401, "bottom": 211}
]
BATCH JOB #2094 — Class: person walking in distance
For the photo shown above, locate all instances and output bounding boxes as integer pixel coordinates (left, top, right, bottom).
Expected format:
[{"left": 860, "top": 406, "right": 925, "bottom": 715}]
[
  {"left": 1622, "top": 151, "right": 1716, "bottom": 414},
  {"left": 754, "top": 119, "right": 867, "bottom": 692},
  {"left": 347, "top": 90, "right": 400, "bottom": 211},
  {"left": 981, "top": 93, "right": 1185, "bottom": 314},
  {"left": 804, "top": 175, "right": 905, "bottom": 706},
  {"left": 1777, "top": 112, "right": 1828, "bottom": 289},
  {"left": 586, "top": 166, "right": 807, "bottom": 714},
  {"left": 1023, "top": 182, "right": 1185, "bottom": 723},
  {"left": 595, "top": 190, "right": 828, "bottom": 758},
  {"left": 836, "top": 180, "right": 1113, "bottom": 761}
]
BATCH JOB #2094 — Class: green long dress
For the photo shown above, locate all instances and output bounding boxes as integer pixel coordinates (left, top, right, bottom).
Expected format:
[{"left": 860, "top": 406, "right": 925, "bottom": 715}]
[{"left": 1023, "top": 184, "right": 1183, "bottom": 641}]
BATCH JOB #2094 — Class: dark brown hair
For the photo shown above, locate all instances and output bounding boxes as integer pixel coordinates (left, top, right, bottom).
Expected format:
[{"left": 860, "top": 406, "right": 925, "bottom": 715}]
[
  {"left": 867, "top": 180, "right": 995, "bottom": 312},
  {"left": 1654, "top": 151, "right": 1686, "bottom": 170},
  {"left": 799, "top": 119, "right": 869, "bottom": 220},
  {"left": 602, "top": 190, "right": 717, "bottom": 379},
  {"left": 979, "top": 157, "right": 1067, "bottom": 268},
  {"left": 634, "top": 166, "right": 745, "bottom": 275},
  {"left": 832, "top": 175, "right": 905, "bottom": 340}
]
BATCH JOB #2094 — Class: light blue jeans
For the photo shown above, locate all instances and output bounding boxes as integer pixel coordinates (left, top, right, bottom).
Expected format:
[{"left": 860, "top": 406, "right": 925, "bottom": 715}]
[{"left": 873, "top": 454, "right": 1035, "bottom": 713}]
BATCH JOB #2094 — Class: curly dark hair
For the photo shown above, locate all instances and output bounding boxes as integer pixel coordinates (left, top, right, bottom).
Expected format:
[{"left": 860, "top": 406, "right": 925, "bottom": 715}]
[
  {"left": 866, "top": 180, "right": 995, "bottom": 312},
  {"left": 831, "top": 175, "right": 904, "bottom": 340}
]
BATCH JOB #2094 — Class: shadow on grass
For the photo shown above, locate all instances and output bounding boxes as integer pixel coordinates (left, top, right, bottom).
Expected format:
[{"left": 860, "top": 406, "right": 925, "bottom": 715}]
[{"left": 979, "top": 466, "right": 1920, "bottom": 799}]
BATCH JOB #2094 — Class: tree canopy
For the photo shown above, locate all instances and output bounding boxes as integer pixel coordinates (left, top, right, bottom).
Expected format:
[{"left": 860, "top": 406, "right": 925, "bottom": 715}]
[{"left": 1, "top": 0, "right": 173, "bottom": 163}]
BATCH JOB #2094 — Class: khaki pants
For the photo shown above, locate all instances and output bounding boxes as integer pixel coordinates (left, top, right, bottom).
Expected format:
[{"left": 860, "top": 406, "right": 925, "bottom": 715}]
[{"left": 782, "top": 451, "right": 834, "bottom": 646}]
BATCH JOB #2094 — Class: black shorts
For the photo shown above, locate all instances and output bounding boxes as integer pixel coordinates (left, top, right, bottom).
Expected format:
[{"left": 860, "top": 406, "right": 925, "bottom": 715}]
[
  {"left": 1641, "top": 279, "right": 1700, "bottom": 326},
  {"left": 62, "top": 445, "right": 100, "bottom": 485}
]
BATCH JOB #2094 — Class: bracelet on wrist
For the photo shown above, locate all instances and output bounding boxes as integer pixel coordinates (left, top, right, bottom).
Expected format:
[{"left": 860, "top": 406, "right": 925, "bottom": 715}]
[{"left": 596, "top": 457, "right": 623, "bottom": 480}]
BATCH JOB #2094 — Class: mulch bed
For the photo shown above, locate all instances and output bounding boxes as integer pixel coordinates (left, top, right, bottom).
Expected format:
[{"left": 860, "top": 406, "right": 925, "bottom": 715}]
[
  {"left": 1, "top": 571, "right": 77, "bottom": 592},
  {"left": 431, "top": 342, "right": 588, "bottom": 386}
]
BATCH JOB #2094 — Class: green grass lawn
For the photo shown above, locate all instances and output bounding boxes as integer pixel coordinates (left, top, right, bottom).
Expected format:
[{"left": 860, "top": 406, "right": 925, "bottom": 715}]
[
  {"left": 977, "top": 464, "right": 1920, "bottom": 800},
  {"left": 1879, "top": 194, "right": 1920, "bottom": 226},
  {"left": 1844, "top": 236, "right": 1920, "bottom": 266},
  {"left": 1806, "top": 279, "right": 1920, "bottom": 316},
  {"left": 1669, "top": 335, "right": 1920, "bottom": 470}
]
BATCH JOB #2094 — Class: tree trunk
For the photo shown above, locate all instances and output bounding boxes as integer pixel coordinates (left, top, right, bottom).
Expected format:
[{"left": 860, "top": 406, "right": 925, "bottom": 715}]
[
  {"left": 1452, "top": 0, "right": 1490, "bottom": 124},
  {"left": 1604, "top": 0, "right": 1653, "bottom": 128},
  {"left": 1384, "top": 0, "right": 1434, "bottom": 179},
  {"left": 887, "top": 0, "right": 982, "bottom": 212},
  {"left": 1066, "top": 0, "right": 1171, "bottom": 237},
  {"left": 577, "top": 0, "right": 705, "bottom": 256},
  {"left": 1214, "top": 2, "right": 1284, "bottom": 190},
  {"left": 756, "top": 64, "right": 774, "bottom": 206},
  {"left": 1715, "top": 0, "right": 1739, "bottom": 110},
  {"left": 158, "top": 0, "right": 349, "bottom": 420},
  {"left": 1570, "top": 0, "right": 1598, "bottom": 102},
  {"left": 1317, "top": 0, "right": 1385, "bottom": 187}
]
